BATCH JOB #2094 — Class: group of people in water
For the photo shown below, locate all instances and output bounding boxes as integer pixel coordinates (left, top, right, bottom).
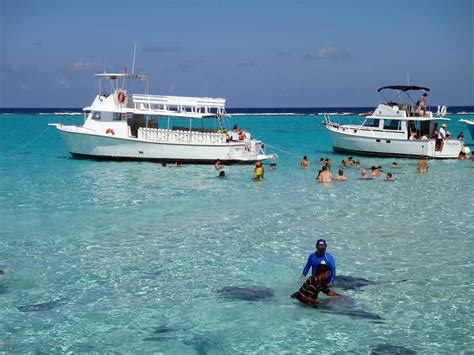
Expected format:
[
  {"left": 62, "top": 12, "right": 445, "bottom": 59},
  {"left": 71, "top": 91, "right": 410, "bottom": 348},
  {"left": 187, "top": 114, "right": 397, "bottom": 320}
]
[
  {"left": 308, "top": 156, "right": 396, "bottom": 182},
  {"left": 213, "top": 147, "right": 472, "bottom": 182}
]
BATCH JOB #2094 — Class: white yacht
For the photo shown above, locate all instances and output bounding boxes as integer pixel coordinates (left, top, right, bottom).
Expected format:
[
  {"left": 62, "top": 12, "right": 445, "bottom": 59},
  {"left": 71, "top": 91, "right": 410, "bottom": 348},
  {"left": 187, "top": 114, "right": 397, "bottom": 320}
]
[
  {"left": 50, "top": 72, "right": 275, "bottom": 164},
  {"left": 459, "top": 119, "right": 474, "bottom": 140},
  {"left": 323, "top": 85, "right": 464, "bottom": 158}
]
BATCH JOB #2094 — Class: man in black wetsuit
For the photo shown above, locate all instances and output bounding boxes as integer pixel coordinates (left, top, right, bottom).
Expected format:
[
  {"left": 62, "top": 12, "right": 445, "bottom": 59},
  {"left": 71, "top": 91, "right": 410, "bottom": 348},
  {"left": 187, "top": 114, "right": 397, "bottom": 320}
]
[{"left": 291, "top": 264, "right": 339, "bottom": 305}]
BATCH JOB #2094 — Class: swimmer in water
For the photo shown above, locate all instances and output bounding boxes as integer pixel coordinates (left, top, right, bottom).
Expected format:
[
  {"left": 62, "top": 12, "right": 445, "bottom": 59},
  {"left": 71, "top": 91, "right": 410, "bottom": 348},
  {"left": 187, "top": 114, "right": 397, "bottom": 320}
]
[
  {"left": 361, "top": 169, "right": 372, "bottom": 180},
  {"left": 334, "top": 169, "right": 347, "bottom": 181},
  {"left": 254, "top": 161, "right": 264, "bottom": 180},
  {"left": 214, "top": 159, "right": 224, "bottom": 170},
  {"left": 300, "top": 156, "right": 310, "bottom": 168},
  {"left": 218, "top": 171, "right": 226, "bottom": 178},
  {"left": 386, "top": 172, "right": 393, "bottom": 181}
]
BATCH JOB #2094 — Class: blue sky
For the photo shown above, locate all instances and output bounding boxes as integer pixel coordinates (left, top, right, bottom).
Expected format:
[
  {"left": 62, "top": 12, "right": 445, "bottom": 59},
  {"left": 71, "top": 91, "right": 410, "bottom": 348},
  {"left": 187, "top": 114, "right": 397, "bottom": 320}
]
[{"left": 0, "top": 0, "right": 472, "bottom": 108}]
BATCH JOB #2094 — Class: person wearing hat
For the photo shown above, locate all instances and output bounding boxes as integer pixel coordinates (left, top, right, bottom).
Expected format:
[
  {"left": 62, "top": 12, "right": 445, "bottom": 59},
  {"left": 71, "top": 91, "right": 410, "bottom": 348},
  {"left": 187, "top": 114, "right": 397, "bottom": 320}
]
[
  {"left": 254, "top": 161, "right": 264, "bottom": 180},
  {"left": 300, "top": 239, "right": 336, "bottom": 285},
  {"left": 437, "top": 123, "right": 447, "bottom": 152}
]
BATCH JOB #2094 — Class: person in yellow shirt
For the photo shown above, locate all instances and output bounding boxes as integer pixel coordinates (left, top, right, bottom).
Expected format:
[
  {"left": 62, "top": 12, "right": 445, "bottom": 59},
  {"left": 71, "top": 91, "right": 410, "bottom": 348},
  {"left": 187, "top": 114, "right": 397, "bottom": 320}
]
[{"left": 254, "top": 161, "right": 264, "bottom": 180}]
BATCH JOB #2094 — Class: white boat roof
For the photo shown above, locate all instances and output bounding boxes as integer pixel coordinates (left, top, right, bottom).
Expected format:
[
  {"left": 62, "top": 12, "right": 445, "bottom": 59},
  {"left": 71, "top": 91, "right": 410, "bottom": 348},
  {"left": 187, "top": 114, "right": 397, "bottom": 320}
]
[{"left": 94, "top": 73, "right": 148, "bottom": 80}]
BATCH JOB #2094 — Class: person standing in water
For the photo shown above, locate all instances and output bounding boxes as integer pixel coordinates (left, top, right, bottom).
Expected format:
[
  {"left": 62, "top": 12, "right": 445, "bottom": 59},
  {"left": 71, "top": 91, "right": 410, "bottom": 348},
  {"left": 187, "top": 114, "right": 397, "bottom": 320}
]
[
  {"left": 254, "top": 161, "right": 264, "bottom": 180},
  {"left": 300, "top": 239, "right": 336, "bottom": 285},
  {"left": 292, "top": 264, "right": 339, "bottom": 305},
  {"left": 417, "top": 156, "right": 428, "bottom": 173},
  {"left": 300, "top": 156, "right": 310, "bottom": 168}
]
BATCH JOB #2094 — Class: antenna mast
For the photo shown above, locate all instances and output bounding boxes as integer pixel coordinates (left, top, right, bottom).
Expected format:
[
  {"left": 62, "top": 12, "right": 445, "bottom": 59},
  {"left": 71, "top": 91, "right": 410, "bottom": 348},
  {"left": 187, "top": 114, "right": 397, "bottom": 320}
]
[{"left": 132, "top": 43, "right": 137, "bottom": 74}]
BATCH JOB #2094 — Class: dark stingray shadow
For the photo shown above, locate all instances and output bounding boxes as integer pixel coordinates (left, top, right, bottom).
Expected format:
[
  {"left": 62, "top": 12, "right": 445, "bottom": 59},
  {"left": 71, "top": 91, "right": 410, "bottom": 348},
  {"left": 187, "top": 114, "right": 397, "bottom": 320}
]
[
  {"left": 370, "top": 343, "right": 416, "bottom": 354},
  {"left": 142, "top": 326, "right": 176, "bottom": 342},
  {"left": 293, "top": 295, "right": 383, "bottom": 323},
  {"left": 335, "top": 275, "right": 407, "bottom": 291},
  {"left": 217, "top": 286, "right": 274, "bottom": 301},
  {"left": 17, "top": 298, "right": 67, "bottom": 312},
  {"left": 335, "top": 275, "right": 377, "bottom": 290},
  {"left": 0, "top": 284, "right": 8, "bottom": 295}
]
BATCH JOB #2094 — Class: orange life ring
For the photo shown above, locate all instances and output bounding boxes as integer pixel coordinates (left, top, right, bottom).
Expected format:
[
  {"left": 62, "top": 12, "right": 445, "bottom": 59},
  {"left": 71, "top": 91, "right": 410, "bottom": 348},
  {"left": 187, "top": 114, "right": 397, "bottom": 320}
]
[
  {"left": 106, "top": 128, "right": 115, "bottom": 135},
  {"left": 117, "top": 92, "right": 126, "bottom": 104}
]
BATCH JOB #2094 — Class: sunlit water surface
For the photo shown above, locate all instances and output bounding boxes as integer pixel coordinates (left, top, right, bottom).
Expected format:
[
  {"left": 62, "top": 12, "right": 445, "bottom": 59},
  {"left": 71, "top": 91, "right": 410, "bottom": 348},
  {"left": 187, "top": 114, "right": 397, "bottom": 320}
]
[{"left": 0, "top": 114, "right": 473, "bottom": 353}]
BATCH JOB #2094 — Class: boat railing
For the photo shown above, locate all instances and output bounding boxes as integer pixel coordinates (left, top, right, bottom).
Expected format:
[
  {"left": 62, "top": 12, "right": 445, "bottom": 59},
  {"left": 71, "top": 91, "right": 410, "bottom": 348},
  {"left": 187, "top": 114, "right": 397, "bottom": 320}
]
[
  {"left": 132, "top": 94, "right": 226, "bottom": 115},
  {"left": 138, "top": 127, "right": 227, "bottom": 144}
]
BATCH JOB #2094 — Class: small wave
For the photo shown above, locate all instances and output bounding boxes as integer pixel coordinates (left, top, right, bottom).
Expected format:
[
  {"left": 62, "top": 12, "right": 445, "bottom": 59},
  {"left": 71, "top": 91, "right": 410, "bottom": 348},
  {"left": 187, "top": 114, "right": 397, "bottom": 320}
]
[{"left": 458, "top": 111, "right": 474, "bottom": 115}]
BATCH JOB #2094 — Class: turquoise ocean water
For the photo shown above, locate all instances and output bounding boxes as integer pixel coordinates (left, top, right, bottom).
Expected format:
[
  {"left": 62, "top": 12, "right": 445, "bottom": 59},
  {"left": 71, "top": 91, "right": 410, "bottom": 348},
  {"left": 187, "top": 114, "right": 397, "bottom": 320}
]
[{"left": 0, "top": 112, "right": 473, "bottom": 353}]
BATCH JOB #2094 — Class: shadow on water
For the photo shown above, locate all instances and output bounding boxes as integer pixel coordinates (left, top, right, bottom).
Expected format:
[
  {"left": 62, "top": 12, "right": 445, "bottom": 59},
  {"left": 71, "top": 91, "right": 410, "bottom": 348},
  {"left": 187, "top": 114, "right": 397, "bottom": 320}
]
[
  {"left": 142, "top": 326, "right": 175, "bottom": 342},
  {"left": 17, "top": 298, "right": 67, "bottom": 312},
  {"left": 370, "top": 343, "right": 416, "bottom": 354},
  {"left": 296, "top": 296, "right": 384, "bottom": 323},
  {"left": 335, "top": 275, "right": 407, "bottom": 291},
  {"left": 335, "top": 275, "right": 377, "bottom": 290},
  {"left": 217, "top": 286, "right": 274, "bottom": 301}
]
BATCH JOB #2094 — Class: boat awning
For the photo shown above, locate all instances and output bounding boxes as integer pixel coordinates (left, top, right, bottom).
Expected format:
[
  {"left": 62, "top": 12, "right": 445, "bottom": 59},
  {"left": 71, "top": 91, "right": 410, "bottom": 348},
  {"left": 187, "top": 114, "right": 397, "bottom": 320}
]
[
  {"left": 377, "top": 85, "right": 430, "bottom": 92},
  {"left": 94, "top": 73, "right": 148, "bottom": 80}
]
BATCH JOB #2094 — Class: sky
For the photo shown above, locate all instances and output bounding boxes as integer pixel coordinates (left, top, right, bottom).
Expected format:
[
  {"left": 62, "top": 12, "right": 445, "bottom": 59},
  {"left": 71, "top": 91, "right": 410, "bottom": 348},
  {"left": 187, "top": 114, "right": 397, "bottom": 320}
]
[{"left": 0, "top": 0, "right": 472, "bottom": 108}]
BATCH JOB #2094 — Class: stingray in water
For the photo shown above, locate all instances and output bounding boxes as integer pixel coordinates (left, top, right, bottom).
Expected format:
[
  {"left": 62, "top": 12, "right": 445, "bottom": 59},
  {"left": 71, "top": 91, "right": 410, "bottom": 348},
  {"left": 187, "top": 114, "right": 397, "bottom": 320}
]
[
  {"left": 370, "top": 343, "right": 416, "bottom": 354},
  {"left": 217, "top": 286, "right": 274, "bottom": 301},
  {"left": 335, "top": 275, "right": 407, "bottom": 291},
  {"left": 334, "top": 275, "right": 376, "bottom": 290},
  {"left": 17, "top": 298, "right": 66, "bottom": 312},
  {"left": 142, "top": 326, "right": 176, "bottom": 342},
  {"left": 298, "top": 296, "right": 384, "bottom": 323}
]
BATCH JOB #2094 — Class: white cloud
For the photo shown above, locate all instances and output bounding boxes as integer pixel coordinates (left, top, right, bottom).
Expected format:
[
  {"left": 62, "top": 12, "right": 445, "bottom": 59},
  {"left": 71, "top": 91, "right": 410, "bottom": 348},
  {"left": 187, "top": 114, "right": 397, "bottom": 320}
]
[{"left": 305, "top": 46, "right": 351, "bottom": 61}]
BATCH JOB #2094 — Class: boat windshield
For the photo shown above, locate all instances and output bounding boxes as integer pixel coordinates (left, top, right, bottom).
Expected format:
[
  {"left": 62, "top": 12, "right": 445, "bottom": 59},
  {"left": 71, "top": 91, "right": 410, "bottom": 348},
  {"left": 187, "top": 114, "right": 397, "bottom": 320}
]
[{"left": 362, "top": 118, "right": 380, "bottom": 128}]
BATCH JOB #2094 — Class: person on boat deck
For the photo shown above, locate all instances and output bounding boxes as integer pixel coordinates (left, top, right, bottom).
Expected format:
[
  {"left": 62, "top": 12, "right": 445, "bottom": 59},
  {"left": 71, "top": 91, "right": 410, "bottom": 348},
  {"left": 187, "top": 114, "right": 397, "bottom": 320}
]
[
  {"left": 254, "top": 161, "right": 264, "bottom": 180},
  {"left": 238, "top": 130, "right": 247, "bottom": 141},
  {"left": 334, "top": 169, "right": 347, "bottom": 181},
  {"left": 437, "top": 123, "right": 447, "bottom": 152},
  {"left": 417, "top": 156, "right": 428, "bottom": 173},
  {"left": 457, "top": 132, "right": 464, "bottom": 140},
  {"left": 418, "top": 93, "right": 428, "bottom": 116},
  {"left": 317, "top": 165, "right": 333, "bottom": 183},
  {"left": 231, "top": 130, "right": 240, "bottom": 141},
  {"left": 300, "top": 239, "right": 336, "bottom": 285},
  {"left": 292, "top": 264, "right": 339, "bottom": 305},
  {"left": 432, "top": 123, "right": 439, "bottom": 139},
  {"left": 300, "top": 156, "right": 310, "bottom": 168},
  {"left": 214, "top": 159, "right": 224, "bottom": 170}
]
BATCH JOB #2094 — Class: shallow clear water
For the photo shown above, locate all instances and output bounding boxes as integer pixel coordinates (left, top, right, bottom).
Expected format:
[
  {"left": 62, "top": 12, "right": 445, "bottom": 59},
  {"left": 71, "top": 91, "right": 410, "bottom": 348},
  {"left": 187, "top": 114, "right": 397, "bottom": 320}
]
[{"left": 0, "top": 114, "right": 473, "bottom": 353}]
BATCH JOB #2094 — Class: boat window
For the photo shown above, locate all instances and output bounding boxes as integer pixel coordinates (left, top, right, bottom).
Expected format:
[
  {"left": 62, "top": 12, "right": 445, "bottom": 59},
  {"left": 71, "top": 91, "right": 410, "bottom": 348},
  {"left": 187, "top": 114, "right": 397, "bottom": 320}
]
[
  {"left": 383, "top": 119, "right": 401, "bottom": 130},
  {"left": 113, "top": 113, "right": 122, "bottom": 121},
  {"left": 362, "top": 119, "right": 380, "bottom": 128},
  {"left": 92, "top": 112, "right": 101, "bottom": 121}
]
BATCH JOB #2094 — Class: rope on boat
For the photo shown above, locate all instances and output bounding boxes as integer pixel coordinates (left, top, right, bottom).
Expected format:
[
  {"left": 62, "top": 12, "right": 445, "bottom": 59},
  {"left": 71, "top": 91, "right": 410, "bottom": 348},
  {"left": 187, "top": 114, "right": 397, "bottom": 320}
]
[
  {"left": 11, "top": 126, "right": 50, "bottom": 154},
  {"left": 263, "top": 143, "right": 301, "bottom": 158}
]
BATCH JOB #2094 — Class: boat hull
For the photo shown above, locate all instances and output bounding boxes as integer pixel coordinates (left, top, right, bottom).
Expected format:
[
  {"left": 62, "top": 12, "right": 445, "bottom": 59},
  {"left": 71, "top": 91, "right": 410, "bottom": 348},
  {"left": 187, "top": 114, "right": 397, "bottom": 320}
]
[
  {"left": 326, "top": 126, "right": 462, "bottom": 158},
  {"left": 57, "top": 128, "right": 270, "bottom": 164}
]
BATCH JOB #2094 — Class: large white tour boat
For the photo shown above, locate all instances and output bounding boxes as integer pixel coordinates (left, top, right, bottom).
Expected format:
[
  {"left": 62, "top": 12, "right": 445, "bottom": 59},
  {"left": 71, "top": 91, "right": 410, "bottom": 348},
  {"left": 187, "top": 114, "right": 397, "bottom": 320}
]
[
  {"left": 50, "top": 72, "right": 275, "bottom": 164},
  {"left": 323, "top": 85, "right": 464, "bottom": 158},
  {"left": 459, "top": 119, "right": 474, "bottom": 140}
]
